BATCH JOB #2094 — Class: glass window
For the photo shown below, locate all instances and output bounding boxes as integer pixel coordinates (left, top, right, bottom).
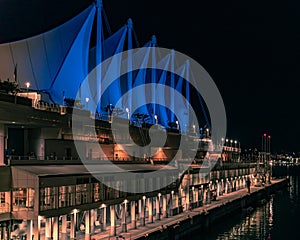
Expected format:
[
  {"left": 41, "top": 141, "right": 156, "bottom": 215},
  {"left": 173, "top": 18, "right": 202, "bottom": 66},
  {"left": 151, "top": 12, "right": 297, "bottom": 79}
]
[
  {"left": 0, "top": 192, "right": 10, "bottom": 213},
  {"left": 13, "top": 188, "right": 34, "bottom": 211}
]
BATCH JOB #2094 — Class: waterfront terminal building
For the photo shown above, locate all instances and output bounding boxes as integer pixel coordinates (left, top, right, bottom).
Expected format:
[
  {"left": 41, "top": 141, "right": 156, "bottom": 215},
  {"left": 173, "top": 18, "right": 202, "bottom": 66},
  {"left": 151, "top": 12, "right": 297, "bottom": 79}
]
[{"left": 0, "top": 1, "right": 253, "bottom": 239}]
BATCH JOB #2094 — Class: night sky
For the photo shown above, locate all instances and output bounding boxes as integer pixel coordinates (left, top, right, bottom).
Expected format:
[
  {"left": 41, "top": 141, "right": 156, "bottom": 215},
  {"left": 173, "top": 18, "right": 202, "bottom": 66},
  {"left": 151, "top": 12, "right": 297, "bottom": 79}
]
[{"left": 0, "top": 0, "right": 299, "bottom": 153}]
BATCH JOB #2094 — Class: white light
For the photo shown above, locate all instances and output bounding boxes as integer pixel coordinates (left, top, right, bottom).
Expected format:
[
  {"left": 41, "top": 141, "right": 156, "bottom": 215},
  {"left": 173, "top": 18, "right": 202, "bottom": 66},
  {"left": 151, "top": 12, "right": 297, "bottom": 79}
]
[
  {"left": 142, "top": 196, "right": 146, "bottom": 200},
  {"left": 158, "top": 193, "right": 161, "bottom": 197},
  {"left": 100, "top": 204, "right": 106, "bottom": 208},
  {"left": 124, "top": 199, "right": 128, "bottom": 204},
  {"left": 72, "top": 209, "right": 79, "bottom": 214},
  {"left": 154, "top": 115, "right": 158, "bottom": 120},
  {"left": 25, "top": 82, "right": 30, "bottom": 88},
  {"left": 221, "top": 138, "right": 224, "bottom": 141},
  {"left": 126, "top": 108, "right": 129, "bottom": 113},
  {"left": 85, "top": 97, "right": 89, "bottom": 103},
  {"left": 234, "top": 140, "right": 237, "bottom": 144}
]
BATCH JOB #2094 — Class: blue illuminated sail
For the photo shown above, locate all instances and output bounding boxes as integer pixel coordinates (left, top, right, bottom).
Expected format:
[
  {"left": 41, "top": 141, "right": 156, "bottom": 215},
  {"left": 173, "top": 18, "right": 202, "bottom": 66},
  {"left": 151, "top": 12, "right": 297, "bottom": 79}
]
[
  {"left": 49, "top": 7, "right": 96, "bottom": 103},
  {"left": 0, "top": 5, "right": 95, "bottom": 96}
]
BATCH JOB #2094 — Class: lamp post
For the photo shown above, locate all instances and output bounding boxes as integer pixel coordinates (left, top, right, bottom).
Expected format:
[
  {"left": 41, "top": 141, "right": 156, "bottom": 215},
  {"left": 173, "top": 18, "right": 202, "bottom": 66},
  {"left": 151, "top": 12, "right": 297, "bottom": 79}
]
[
  {"left": 154, "top": 115, "right": 158, "bottom": 125},
  {"left": 25, "top": 82, "right": 30, "bottom": 97},
  {"left": 126, "top": 108, "right": 130, "bottom": 121},
  {"left": 175, "top": 120, "right": 179, "bottom": 130},
  {"left": 85, "top": 97, "right": 89, "bottom": 109},
  {"left": 193, "top": 124, "right": 196, "bottom": 134},
  {"left": 122, "top": 199, "right": 128, "bottom": 232}
]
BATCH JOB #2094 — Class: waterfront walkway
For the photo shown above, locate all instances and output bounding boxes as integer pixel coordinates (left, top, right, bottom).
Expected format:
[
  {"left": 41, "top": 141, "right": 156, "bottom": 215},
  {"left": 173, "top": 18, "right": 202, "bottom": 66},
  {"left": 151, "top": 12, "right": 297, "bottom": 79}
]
[{"left": 83, "top": 178, "right": 286, "bottom": 240}]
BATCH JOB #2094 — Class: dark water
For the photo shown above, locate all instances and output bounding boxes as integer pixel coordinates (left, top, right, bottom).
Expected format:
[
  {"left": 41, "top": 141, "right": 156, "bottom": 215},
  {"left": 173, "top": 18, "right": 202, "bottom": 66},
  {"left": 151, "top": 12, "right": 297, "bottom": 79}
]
[{"left": 191, "top": 176, "right": 300, "bottom": 240}]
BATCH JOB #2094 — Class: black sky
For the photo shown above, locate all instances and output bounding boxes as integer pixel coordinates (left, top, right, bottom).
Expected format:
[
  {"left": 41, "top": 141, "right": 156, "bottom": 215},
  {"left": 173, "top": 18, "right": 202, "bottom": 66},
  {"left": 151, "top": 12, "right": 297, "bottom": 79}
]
[{"left": 0, "top": 0, "right": 299, "bottom": 153}]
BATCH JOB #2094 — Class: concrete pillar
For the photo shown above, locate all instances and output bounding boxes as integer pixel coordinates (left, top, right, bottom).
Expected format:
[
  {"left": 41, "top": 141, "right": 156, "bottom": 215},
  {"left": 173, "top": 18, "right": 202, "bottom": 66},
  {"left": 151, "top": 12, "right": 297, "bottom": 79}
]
[
  {"left": 110, "top": 205, "right": 116, "bottom": 236},
  {"left": 207, "top": 186, "right": 211, "bottom": 204},
  {"left": 26, "top": 220, "right": 33, "bottom": 240},
  {"left": 70, "top": 212, "right": 77, "bottom": 240},
  {"left": 45, "top": 218, "right": 52, "bottom": 240},
  {"left": 61, "top": 215, "right": 67, "bottom": 240},
  {"left": 131, "top": 201, "right": 136, "bottom": 229},
  {"left": 156, "top": 196, "right": 160, "bottom": 220},
  {"left": 162, "top": 195, "right": 167, "bottom": 218},
  {"left": 148, "top": 198, "right": 153, "bottom": 223},
  {"left": 140, "top": 198, "right": 145, "bottom": 226},
  {"left": 85, "top": 210, "right": 91, "bottom": 240},
  {"left": 217, "top": 181, "right": 220, "bottom": 197},
  {"left": 52, "top": 216, "right": 59, "bottom": 240},
  {"left": 169, "top": 193, "right": 173, "bottom": 216},
  {"left": 90, "top": 208, "right": 96, "bottom": 233},
  {"left": 203, "top": 187, "right": 207, "bottom": 204},
  {"left": 195, "top": 189, "right": 199, "bottom": 204},
  {"left": 33, "top": 216, "right": 41, "bottom": 240},
  {"left": 138, "top": 199, "right": 142, "bottom": 220},
  {"left": 121, "top": 202, "right": 127, "bottom": 232},
  {"left": 175, "top": 193, "right": 179, "bottom": 208},
  {"left": 102, "top": 207, "right": 107, "bottom": 230},
  {"left": 185, "top": 188, "right": 190, "bottom": 210}
]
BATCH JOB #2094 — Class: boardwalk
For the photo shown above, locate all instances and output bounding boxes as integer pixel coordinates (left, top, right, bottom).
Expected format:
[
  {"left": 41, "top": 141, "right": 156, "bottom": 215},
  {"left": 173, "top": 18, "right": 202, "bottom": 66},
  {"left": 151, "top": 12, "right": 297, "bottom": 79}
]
[{"left": 77, "top": 178, "right": 286, "bottom": 240}]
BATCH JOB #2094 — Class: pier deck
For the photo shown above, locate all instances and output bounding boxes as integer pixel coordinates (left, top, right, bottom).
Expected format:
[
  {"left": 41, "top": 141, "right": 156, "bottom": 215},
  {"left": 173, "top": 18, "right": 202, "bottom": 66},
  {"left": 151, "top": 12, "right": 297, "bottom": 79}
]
[{"left": 83, "top": 178, "right": 287, "bottom": 240}]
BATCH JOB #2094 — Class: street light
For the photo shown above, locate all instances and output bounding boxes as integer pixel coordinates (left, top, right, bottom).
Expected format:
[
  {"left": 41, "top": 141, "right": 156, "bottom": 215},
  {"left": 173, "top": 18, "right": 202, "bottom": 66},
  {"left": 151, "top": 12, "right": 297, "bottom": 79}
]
[
  {"left": 192, "top": 124, "right": 196, "bottom": 134},
  {"left": 154, "top": 115, "right": 158, "bottom": 125},
  {"left": 85, "top": 97, "right": 89, "bottom": 108},
  {"left": 206, "top": 128, "right": 209, "bottom": 137},
  {"left": 126, "top": 107, "right": 130, "bottom": 120},
  {"left": 175, "top": 120, "right": 179, "bottom": 130},
  {"left": 25, "top": 82, "right": 30, "bottom": 97}
]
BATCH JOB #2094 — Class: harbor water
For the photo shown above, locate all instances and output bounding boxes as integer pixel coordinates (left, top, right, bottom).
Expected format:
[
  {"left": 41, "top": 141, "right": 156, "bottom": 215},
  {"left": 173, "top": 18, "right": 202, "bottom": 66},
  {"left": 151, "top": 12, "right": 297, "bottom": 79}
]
[{"left": 190, "top": 175, "right": 299, "bottom": 240}]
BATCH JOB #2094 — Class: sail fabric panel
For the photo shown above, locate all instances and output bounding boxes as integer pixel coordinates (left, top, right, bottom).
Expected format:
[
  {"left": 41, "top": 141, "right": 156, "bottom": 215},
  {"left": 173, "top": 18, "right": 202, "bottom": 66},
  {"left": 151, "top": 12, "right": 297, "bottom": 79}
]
[
  {"left": 131, "top": 46, "right": 151, "bottom": 117},
  {"left": 49, "top": 7, "right": 96, "bottom": 103},
  {"left": 98, "top": 28, "right": 127, "bottom": 112},
  {"left": 88, "top": 26, "right": 127, "bottom": 72},
  {"left": 0, "top": 5, "right": 95, "bottom": 91},
  {"left": 174, "top": 64, "right": 189, "bottom": 132},
  {"left": 155, "top": 54, "right": 171, "bottom": 127}
]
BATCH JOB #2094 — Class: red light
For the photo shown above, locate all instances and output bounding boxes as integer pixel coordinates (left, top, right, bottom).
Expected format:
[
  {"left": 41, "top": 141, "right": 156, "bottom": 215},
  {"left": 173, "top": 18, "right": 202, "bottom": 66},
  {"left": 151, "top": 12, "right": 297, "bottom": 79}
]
[
  {"left": 268, "top": 136, "right": 271, "bottom": 139},
  {"left": 263, "top": 133, "right": 267, "bottom": 137}
]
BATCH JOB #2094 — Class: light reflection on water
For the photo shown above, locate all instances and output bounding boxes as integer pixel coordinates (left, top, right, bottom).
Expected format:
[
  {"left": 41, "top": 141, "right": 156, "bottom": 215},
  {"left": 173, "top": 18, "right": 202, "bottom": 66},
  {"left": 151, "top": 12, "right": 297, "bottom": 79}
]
[{"left": 190, "top": 176, "right": 299, "bottom": 240}]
